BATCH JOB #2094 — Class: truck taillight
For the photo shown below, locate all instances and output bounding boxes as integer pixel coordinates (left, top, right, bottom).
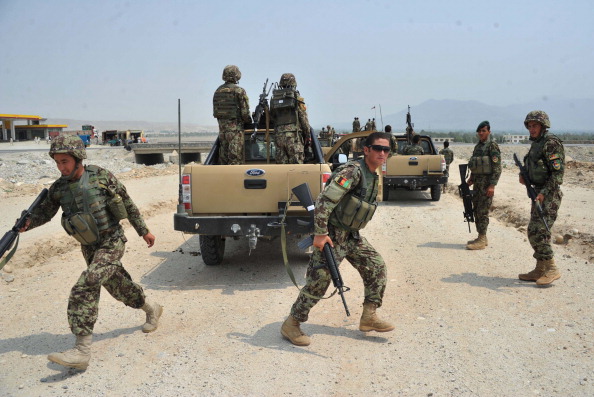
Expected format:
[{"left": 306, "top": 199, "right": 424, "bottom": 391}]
[
  {"left": 381, "top": 163, "right": 387, "bottom": 175},
  {"left": 321, "top": 172, "right": 331, "bottom": 189},
  {"left": 441, "top": 157, "right": 446, "bottom": 172},
  {"left": 181, "top": 173, "right": 191, "bottom": 210}
]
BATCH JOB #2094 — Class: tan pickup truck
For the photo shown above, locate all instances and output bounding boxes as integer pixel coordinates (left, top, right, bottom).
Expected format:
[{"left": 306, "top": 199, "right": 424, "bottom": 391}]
[
  {"left": 382, "top": 134, "right": 447, "bottom": 201},
  {"left": 173, "top": 131, "right": 332, "bottom": 266}
]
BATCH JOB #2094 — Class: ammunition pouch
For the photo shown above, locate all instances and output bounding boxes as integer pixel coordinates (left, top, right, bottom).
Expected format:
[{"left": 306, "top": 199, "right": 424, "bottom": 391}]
[
  {"left": 468, "top": 155, "right": 492, "bottom": 175},
  {"left": 61, "top": 212, "right": 100, "bottom": 245},
  {"left": 335, "top": 195, "right": 377, "bottom": 231},
  {"left": 105, "top": 184, "right": 128, "bottom": 221}
]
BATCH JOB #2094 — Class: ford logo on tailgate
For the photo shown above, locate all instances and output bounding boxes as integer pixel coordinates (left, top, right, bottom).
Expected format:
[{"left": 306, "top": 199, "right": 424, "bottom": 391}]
[{"left": 245, "top": 168, "right": 266, "bottom": 177}]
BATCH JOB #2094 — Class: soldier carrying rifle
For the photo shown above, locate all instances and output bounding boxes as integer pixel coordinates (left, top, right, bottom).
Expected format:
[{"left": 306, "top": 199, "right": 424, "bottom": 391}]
[{"left": 281, "top": 131, "right": 395, "bottom": 347}]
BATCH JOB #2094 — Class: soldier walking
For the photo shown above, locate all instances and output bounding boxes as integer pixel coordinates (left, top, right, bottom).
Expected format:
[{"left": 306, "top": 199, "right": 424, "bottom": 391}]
[
  {"left": 439, "top": 140, "right": 454, "bottom": 192},
  {"left": 518, "top": 111, "right": 564, "bottom": 286},
  {"left": 281, "top": 132, "right": 395, "bottom": 346},
  {"left": 213, "top": 65, "right": 252, "bottom": 165},
  {"left": 269, "top": 73, "right": 311, "bottom": 164},
  {"left": 466, "top": 121, "right": 501, "bottom": 250},
  {"left": 19, "top": 135, "right": 163, "bottom": 370}
]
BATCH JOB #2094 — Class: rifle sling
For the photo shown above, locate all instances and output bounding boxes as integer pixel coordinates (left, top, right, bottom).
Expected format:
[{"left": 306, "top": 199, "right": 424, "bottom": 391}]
[{"left": 280, "top": 197, "right": 337, "bottom": 301}]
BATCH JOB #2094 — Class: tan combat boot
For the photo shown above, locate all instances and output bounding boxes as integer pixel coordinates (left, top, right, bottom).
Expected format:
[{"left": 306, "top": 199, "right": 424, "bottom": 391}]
[
  {"left": 536, "top": 259, "right": 561, "bottom": 286},
  {"left": 466, "top": 234, "right": 487, "bottom": 250},
  {"left": 281, "top": 315, "right": 311, "bottom": 346},
  {"left": 141, "top": 300, "right": 163, "bottom": 333},
  {"left": 467, "top": 234, "right": 489, "bottom": 246},
  {"left": 359, "top": 302, "right": 395, "bottom": 332},
  {"left": 518, "top": 260, "right": 545, "bottom": 281},
  {"left": 48, "top": 334, "right": 92, "bottom": 370}
]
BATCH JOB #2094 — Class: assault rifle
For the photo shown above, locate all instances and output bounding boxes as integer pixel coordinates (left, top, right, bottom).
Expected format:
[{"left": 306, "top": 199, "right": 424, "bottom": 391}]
[
  {"left": 405, "top": 105, "right": 414, "bottom": 145},
  {"left": 513, "top": 153, "right": 550, "bottom": 232},
  {"left": 250, "top": 78, "right": 272, "bottom": 137},
  {"left": 458, "top": 164, "right": 475, "bottom": 232},
  {"left": 292, "top": 183, "right": 351, "bottom": 316},
  {"left": 0, "top": 188, "right": 48, "bottom": 270}
]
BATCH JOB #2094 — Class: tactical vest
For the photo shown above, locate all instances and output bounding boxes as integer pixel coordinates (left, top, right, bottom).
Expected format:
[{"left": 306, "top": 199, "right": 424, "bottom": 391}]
[
  {"left": 213, "top": 83, "right": 241, "bottom": 119},
  {"left": 270, "top": 87, "right": 298, "bottom": 126},
  {"left": 330, "top": 160, "right": 378, "bottom": 231},
  {"left": 525, "top": 132, "right": 560, "bottom": 186},
  {"left": 468, "top": 141, "right": 493, "bottom": 175},
  {"left": 59, "top": 166, "right": 122, "bottom": 244}
]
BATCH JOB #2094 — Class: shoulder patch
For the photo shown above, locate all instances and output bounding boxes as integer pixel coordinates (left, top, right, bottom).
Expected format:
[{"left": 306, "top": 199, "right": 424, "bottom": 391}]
[
  {"left": 492, "top": 156, "right": 499, "bottom": 163},
  {"left": 335, "top": 176, "right": 351, "bottom": 188},
  {"left": 549, "top": 153, "right": 560, "bottom": 160}
]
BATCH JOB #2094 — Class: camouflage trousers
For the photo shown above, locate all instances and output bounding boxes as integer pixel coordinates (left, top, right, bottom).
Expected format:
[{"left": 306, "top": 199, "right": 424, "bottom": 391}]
[
  {"left": 275, "top": 130, "right": 304, "bottom": 164},
  {"left": 528, "top": 188, "right": 562, "bottom": 260},
  {"left": 290, "top": 226, "right": 388, "bottom": 323},
  {"left": 68, "top": 235, "right": 145, "bottom": 336},
  {"left": 471, "top": 176, "right": 493, "bottom": 235},
  {"left": 218, "top": 119, "right": 244, "bottom": 165}
]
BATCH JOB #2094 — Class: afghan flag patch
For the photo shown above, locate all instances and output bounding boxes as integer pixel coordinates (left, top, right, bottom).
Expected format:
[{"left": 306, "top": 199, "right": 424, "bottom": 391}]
[
  {"left": 492, "top": 156, "right": 499, "bottom": 163},
  {"left": 549, "top": 153, "right": 560, "bottom": 160},
  {"left": 335, "top": 176, "right": 351, "bottom": 188}
]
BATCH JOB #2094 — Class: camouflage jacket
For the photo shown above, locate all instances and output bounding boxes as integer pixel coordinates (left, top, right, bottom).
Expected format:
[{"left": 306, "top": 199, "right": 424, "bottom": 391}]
[
  {"left": 28, "top": 166, "right": 149, "bottom": 240},
  {"left": 403, "top": 144, "right": 424, "bottom": 155},
  {"left": 439, "top": 147, "right": 454, "bottom": 165},
  {"left": 314, "top": 160, "right": 378, "bottom": 235},
  {"left": 470, "top": 137, "right": 502, "bottom": 186},
  {"left": 525, "top": 132, "right": 564, "bottom": 196}
]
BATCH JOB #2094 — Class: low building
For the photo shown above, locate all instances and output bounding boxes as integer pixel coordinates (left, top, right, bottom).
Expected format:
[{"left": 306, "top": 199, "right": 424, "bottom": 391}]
[
  {"left": 503, "top": 134, "right": 529, "bottom": 144},
  {"left": 432, "top": 137, "right": 455, "bottom": 143},
  {"left": 0, "top": 114, "right": 67, "bottom": 141}
]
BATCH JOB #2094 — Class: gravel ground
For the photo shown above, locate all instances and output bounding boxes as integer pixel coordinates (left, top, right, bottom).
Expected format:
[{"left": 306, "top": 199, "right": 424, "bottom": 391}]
[{"left": 1, "top": 141, "right": 593, "bottom": 396}]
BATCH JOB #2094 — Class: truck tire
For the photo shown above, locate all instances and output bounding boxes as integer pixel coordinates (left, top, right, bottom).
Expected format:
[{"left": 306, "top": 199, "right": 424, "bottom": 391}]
[
  {"left": 430, "top": 185, "right": 441, "bottom": 201},
  {"left": 199, "top": 235, "right": 225, "bottom": 266}
]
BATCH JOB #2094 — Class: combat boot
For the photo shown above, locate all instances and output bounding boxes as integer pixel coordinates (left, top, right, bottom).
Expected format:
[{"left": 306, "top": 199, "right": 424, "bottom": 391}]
[
  {"left": 141, "top": 300, "right": 163, "bottom": 333},
  {"left": 518, "top": 260, "right": 545, "bottom": 281},
  {"left": 536, "top": 259, "right": 561, "bottom": 286},
  {"left": 359, "top": 302, "right": 395, "bottom": 332},
  {"left": 281, "top": 315, "right": 311, "bottom": 346},
  {"left": 466, "top": 234, "right": 487, "bottom": 250},
  {"left": 48, "top": 334, "right": 92, "bottom": 370},
  {"left": 467, "top": 234, "right": 488, "bottom": 246}
]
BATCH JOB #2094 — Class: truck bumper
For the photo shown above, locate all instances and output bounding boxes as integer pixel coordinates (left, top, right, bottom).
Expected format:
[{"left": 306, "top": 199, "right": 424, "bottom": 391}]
[
  {"left": 383, "top": 175, "right": 448, "bottom": 189},
  {"left": 173, "top": 213, "right": 314, "bottom": 237}
]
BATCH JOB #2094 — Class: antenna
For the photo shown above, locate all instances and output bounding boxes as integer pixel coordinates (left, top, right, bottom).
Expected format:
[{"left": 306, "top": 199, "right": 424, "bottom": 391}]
[{"left": 176, "top": 99, "right": 185, "bottom": 214}]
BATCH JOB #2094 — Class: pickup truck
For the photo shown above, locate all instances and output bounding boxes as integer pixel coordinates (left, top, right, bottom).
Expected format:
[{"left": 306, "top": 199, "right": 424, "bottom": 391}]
[
  {"left": 381, "top": 134, "right": 447, "bottom": 201},
  {"left": 173, "top": 131, "right": 332, "bottom": 266}
]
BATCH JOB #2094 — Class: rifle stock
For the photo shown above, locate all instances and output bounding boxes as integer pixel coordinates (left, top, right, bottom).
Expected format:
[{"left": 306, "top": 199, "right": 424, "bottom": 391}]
[
  {"left": 458, "top": 164, "right": 475, "bottom": 232},
  {"left": 513, "top": 153, "right": 550, "bottom": 232},
  {"left": 0, "top": 188, "right": 48, "bottom": 269}
]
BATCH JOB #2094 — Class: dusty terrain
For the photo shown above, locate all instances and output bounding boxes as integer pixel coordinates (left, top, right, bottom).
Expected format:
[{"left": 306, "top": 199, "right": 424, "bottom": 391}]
[{"left": 1, "top": 141, "right": 593, "bottom": 396}]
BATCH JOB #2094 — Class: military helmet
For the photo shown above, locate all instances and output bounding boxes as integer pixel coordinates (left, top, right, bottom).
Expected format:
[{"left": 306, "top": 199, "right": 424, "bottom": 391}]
[
  {"left": 279, "top": 73, "right": 297, "bottom": 87},
  {"left": 524, "top": 110, "right": 550, "bottom": 129},
  {"left": 222, "top": 65, "right": 241, "bottom": 83},
  {"left": 49, "top": 135, "right": 87, "bottom": 161}
]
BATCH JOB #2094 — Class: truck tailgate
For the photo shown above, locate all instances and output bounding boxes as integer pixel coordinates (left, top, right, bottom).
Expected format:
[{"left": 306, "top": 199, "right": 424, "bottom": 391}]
[
  {"left": 187, "top": 164, "right": 328, "bottom": 214},
  {"left": 386, "top": 155, "right": 444, "bottom": 176}
]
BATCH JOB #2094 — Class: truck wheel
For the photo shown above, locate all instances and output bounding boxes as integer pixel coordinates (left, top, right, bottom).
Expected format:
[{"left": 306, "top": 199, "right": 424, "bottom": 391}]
[
  {"left": 430, "top": 185, "right": 442, "bottom": 201},
  {"left": 199, "top": 235, "right": 225, "bottom": 266}
]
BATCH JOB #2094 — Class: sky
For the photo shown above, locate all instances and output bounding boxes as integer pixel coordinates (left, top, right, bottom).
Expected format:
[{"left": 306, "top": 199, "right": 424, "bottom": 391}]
[{"left": 1, "top": 0, "right": 593, "bottom": 128}]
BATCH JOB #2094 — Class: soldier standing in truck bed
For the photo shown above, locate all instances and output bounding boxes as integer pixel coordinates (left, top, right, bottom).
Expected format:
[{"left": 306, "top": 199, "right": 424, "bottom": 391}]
[{"left": 212, "top": 65, "right": 252, "bottom": 165}]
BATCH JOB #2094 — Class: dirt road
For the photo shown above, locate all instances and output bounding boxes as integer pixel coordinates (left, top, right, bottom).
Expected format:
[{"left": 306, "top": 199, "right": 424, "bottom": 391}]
[{"left": 1, "top": 150, "right": 593, "bottom": 396}]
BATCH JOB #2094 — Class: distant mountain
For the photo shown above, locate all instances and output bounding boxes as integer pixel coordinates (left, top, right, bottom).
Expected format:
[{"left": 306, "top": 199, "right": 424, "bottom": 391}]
[
  {"left": 44, "top": 118, "right": 217, "bottom": 133},
  {"left": 332, "top": 98, "right": 594, "bottom": 133}
]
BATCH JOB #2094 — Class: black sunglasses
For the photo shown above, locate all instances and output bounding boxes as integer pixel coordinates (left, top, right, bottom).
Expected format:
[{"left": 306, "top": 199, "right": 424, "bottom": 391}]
[{"left": 367, "top": 144, "right": 391, "bottom": 153}]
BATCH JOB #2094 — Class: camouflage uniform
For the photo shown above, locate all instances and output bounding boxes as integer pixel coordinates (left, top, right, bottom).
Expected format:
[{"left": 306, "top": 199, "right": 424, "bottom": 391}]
[
  {"left": 28, "top": 166, "right": 150, "bottom": 336},
  {"left": 525, "top": 131, "right": 564, "bottom": 260},
  {"left": 469, "top": 136, "right": 501, "bottom": 234},
  {"left": 290, "top": 160, "right": 387, "bottom": 322},
  {"left": 271, "top": 73, "right": 311, "bottom": 164},
  {"left": 439, "top": 147, "right": 454, "bottom": 170},
  {"left": 352, "top": 117, "right": 361, "bottom": 132},
  {"left": 403, "top": 143, "right": 424, "bottom": 155},
  {"left": 213, "top": 65, "right": 251, "bottom": 165}
]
